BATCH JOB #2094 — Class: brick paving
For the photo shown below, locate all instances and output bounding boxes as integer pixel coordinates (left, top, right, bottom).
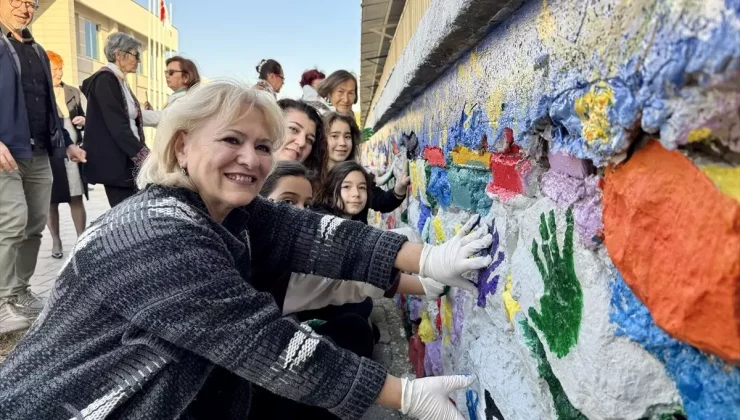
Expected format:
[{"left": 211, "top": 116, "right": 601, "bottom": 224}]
[{"left": 3, "top": 186, "right": 414, "bottom": 418}]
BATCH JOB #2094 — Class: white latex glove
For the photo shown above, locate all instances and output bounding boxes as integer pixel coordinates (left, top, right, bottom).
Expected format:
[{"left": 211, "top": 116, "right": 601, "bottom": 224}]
[
  {"left": 418, "top": 215, "right": 492, "bottom": 291},
  {"left": 401, "top": 375, "right": 474, "bottom": 420},
  {"left": 419, "top": 276, "right": 445, "bottom": 300}
]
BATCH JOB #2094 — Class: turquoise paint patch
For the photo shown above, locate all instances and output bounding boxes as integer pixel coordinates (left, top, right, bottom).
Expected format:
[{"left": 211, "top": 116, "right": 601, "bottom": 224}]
[
  {"left": 609, "top": 273, "right": 740, "bottom": 419},
  {"left": 448, "top": 166, "right": 492, "bottom": 214}
]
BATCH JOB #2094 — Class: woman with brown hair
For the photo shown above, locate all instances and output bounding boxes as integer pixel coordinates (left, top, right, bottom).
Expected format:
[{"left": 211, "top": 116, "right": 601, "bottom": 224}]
[
  {"left": 253, "top": 58, "right": 284, "bottom": 98},
  {"left": 323, "top": 112, "right": 410, "bottom": 219},
  {"left": 317, "top": 70, "right": 358, "bottom": 115},
  {"left": 142, "top": 56, "right": 201, "bottom": 123}
]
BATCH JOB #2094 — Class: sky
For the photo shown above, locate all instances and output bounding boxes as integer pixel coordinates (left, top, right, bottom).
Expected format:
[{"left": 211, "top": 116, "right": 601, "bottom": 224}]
[{"left": 136, "top": 0, "right": 362, "bottom": 103}]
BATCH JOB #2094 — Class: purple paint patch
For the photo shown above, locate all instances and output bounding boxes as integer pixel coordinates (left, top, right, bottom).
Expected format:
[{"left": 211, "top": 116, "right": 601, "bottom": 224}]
[
  {"left": 540, "top": 170, "right": 588, "bottom": 206},
  {"left": 409, "top": 297, "right": 423, "bottom": 321},
  {"left": 396, "top": 294, "right": 403, "bottom": 309},
  {"left": 548, "top": 151, "right": 592, "bottom": 179},
  {"left": 574, "top": 191, "right": 603, "bottom": 249},
  {"left": 452, "top": 290, "right": 467, "bottom": 345},
  {"left": 424, "top": 339, "right": 444, "bottom": 376},
  {"left": 477, "top": 221, "right": 505, "bottom": 308}
]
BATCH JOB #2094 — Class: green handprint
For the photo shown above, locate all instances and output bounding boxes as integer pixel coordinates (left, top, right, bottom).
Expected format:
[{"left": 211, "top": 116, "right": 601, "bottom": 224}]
[{"left": 528, "top": 207, "right": 583, "bottom": 358}]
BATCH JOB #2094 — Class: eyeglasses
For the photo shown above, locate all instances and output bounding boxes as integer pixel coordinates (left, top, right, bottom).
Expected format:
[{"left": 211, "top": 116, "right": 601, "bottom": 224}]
[
  {"left": 9, "top": 0, "right": 39, "bottom": 11},
  {"left": 124, "top": 51, "right": 141, "bottom": 61},
  {"left": 165, "top": 69, "right": 184, "bottom": 76}
]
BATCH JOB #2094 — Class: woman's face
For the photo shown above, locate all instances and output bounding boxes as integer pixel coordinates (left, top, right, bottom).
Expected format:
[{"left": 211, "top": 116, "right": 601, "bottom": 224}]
[
  {"left": 177, "top": 107, "right": 274, "bottom": 222},
  {"left": 51, "top": 63, "right": 63, "bottom": 87},
  {"left": 277, "top": 109, "right": 316, "bottom": 162},
  {"left": 329, "top": 79, "right": 356, "bottom": 114},
  {"left": 118, "top": 49, "right": 140, "bottom": 74},
  {"left": 311, "top": 77, "right": 324, "bottom": 89},
  {"left": 327, "top": 120, "right": 352, "bottom": 166},
  {"left": 339, "top": 170, "right": 367, "bottom": 217},
  {"left": 166, "top": 61, "right": 188, "bottom": 91},
  {"left": 267, "top": 176, "right": 313, "bottom": 209},
  {"left": 268, "top": 71, "right": 285, "bottom": 93}
]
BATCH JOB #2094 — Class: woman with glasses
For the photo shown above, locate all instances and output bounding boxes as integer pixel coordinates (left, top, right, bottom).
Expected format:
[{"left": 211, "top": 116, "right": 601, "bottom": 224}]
[
  {"left": 142, "top": 56, "right": 201, "bottom": 125},
  {"left": 253, "top": 58, "right": 284, "bottom": 98},
  {"left": 81, "top": 32, "right": 149, "bottom": 207}
]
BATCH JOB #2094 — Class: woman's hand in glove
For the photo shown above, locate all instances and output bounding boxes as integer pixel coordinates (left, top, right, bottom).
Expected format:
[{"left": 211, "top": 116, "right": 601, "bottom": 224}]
[
  {"left": 402, "top": 375, "right": 475, "bottom": 420},
  {"left": 418, "top": 215, "right": 492, "bottom": 291}
]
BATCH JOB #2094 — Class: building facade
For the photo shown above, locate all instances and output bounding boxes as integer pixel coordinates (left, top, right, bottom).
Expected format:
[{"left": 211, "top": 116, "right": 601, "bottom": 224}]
[{"left": 31, "top": 0, "right": 178, "bottom": 111}]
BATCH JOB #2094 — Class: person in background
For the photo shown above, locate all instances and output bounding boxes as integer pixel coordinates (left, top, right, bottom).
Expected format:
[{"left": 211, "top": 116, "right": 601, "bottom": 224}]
[
  {"left": 253, "top": 58, "right": 283, "bottom": 98},
  {"left": 300, "top": 68, "right": 331, "bottom": 114},
  {"left": 81, "top": 32, "right": 149, "bottom": 207},
  {"left": 46, "top": 50, "right": 87, "bottom": 259},
  {"left": 0, "top": 80, "right": 490, "bottom": 420},
  {"left": 275, "top": 99, "right": 329, "bottom": 187},
  {"left": 249, "top": 160, "right": 447, "bottom": 419},
  {"left": 317, "top": 70, "right": 358, "bottom": 115},
  {"left": 323, "top": 112, "right": 410, "bottom": 220},
  {"left": 141, "top": 56, "right": 201, "bottom": 125},
  {"left": 0, "top": 0, "right": 86, "bottom": 334},
  {"left": 144, "top": 56, "right": 200, "bottom": 109}
]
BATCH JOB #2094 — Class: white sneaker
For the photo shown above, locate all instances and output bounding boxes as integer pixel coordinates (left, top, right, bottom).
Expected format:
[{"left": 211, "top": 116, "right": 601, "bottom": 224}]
[
  {"left": 13, "top": 289, "right": 46, "bottom": 317},
  {"left": 0, "top": 300, "right": 31, "bottom": 334}
]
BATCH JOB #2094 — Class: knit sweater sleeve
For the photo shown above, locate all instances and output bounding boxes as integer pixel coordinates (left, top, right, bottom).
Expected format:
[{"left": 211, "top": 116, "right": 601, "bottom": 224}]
[
  {"left": 91, "top": 211, "right": 387, "bottom": 419},
  {"left": 244, "top": 197, "right": 408, "bottom": 290}
]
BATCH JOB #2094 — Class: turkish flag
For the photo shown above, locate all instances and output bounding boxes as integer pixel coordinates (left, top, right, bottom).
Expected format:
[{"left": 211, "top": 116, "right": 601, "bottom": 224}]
[{"left": 159, "top": 0, "right": 166, "bottom": 22}]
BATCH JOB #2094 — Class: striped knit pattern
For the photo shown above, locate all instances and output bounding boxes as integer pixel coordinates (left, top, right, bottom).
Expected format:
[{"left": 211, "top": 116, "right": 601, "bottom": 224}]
[{"left": 0, "top": 185, "right": 406, "bottom": 420}]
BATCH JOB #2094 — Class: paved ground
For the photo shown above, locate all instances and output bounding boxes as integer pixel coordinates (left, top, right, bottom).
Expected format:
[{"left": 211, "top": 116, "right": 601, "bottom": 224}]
[{"left": 0, "top": 186, "right": 414, "bottom": 418}]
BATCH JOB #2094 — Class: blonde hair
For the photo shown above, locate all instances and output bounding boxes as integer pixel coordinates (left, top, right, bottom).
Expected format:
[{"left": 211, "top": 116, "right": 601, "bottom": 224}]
[{"left": 136, "top": 80, "right": 285, "bottom": 190}]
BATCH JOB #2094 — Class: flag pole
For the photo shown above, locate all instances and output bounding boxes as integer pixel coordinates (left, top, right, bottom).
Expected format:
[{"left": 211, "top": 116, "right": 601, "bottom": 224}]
[{"left": 147, "top": 0, "right": 152, "bottom": 106}]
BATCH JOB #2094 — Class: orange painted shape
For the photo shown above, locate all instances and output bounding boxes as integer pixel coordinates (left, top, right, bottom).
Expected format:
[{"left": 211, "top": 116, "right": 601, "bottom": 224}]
[
  {"left": 451, "top": 145, "right": 492, "bottom": 168},
  {"left": 603, "top": 139, "right": 740, "bottom": 363}
]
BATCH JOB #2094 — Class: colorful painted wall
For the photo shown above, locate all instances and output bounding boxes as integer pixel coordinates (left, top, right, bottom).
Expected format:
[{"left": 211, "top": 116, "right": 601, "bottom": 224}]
[{"left": 362, "top": 0, "right": 740, "bottom": 419}]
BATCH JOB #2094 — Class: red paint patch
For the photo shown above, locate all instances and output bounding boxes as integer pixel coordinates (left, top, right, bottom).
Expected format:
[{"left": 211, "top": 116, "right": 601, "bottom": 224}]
[
  {"left": 408, "top": 333, "right": 426, "bottom": 378},
  {"left": 604, "top": 139, "right": 740, "bottom": 363},
  {"left": 386, "top": 215, "right": 396, "bottom": 230},
  {"left": 392, "top": 140, "right": 400, "bottom": 155},
  {"left": 486, "top": 144, "right": 525, "bottom": 200},
  {"left": 435, "top": 297, "right": 443, "bottom": 332},
  {"left": 424, "top": 146, "right": 446, "bottom": 167}
]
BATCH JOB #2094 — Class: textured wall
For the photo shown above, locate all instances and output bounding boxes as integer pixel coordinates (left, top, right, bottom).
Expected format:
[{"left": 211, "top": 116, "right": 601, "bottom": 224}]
[{"left": 363, "top": 0, "right": 740, "bottom": 419}]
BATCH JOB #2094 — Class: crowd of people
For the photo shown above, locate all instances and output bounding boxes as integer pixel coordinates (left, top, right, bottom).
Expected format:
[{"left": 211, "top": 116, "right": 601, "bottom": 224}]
[{"left": 0, "top": 2, "right": 495, "bottom": 419}]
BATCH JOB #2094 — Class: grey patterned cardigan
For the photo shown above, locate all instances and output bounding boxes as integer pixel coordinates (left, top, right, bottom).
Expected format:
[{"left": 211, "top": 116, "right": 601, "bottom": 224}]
[{"left": 0, "top": 185, "right": 407, "bottom": 419}]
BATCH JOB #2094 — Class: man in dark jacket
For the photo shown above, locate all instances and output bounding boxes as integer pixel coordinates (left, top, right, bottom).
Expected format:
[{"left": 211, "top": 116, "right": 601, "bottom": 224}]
[{"left": 0, "top": 0, "right": 86, "bottom": 334}]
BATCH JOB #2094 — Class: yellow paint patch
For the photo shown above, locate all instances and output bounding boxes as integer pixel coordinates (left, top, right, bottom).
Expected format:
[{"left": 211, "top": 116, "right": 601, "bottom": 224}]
[
  {"left": 485, "top": 87, "right": 505, "bottom": 130},
  {"left": 470, "top": 50, "right": 484, "bottom": 78},
  {"left": 440, "top": 124, "right": 449, "bottom": 150},
  {"left": 574, "top": 81, "right": 614, "bottom": 144},
  {"left": 688, "top": 127, "right": 712, "bottom": 143},
  {"left": 701, "top": 166, "right": 740, "bottom": 202},
  {"left": 409, "top": 161, "right": 426, "bottom": 198},
  {"left": 502, "top": 274, "right": 521, "bottom": 323},
  {"left": 454, "top": 224, "right": 462, "bottom": 235},
  {"left": 419, "top": 311, "right": 436, "bottom": 343},
  {"left": 441, "top": 296, "right": 453, "bottom": 345},
  {"left": 536, "top": 0, "right": 556, "bottom": 41},
  {"left": 432, "top": 216, "right": 446, "bottom": 245},
  {"left": 463, "top": 103, "right": 474, "bottom": 130},
  {"left": 452, "top": 145, "right": 492, "bottom": 168}
]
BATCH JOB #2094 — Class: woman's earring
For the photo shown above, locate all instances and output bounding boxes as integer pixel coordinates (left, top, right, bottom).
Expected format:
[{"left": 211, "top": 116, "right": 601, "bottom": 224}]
[{"left": 180, "top": 166, "right": 188, "bottom": 176}]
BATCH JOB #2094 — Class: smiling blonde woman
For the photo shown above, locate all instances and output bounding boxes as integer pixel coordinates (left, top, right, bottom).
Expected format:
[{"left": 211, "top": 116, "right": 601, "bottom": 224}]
[{"left": 0, "top": 80, "right": 493, "bottom": 420}]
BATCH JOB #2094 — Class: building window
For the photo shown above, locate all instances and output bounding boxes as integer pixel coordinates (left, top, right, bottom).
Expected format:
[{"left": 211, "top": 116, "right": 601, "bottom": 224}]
[{"left": 81, "top": 19, "right": 99, "bottom": 60}]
